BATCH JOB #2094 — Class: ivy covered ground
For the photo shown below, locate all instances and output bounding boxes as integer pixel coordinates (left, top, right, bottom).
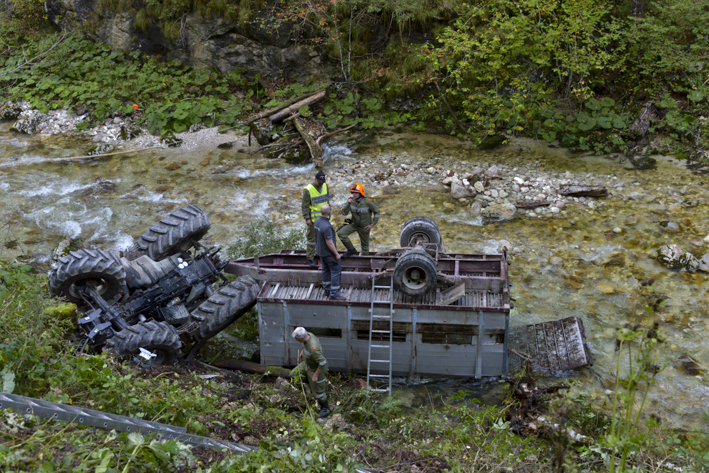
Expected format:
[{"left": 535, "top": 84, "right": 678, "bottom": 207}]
[{"left": 2, "top": 0, "right": 708, "bottom": 159}]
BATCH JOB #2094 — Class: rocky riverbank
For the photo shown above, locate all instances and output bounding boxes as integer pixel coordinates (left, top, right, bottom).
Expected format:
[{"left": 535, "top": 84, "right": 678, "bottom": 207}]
[
  {"left": 4, "top": 99, "right": 709, "bottom": 271},
  {"left": 1, "top": 100, "right": 245, "bottom": 152}
]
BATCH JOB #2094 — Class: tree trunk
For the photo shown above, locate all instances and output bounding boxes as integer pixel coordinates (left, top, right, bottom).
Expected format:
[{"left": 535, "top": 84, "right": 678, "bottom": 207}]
[{"left": 292, "top": 117, "right": 324, "bottom": 169}]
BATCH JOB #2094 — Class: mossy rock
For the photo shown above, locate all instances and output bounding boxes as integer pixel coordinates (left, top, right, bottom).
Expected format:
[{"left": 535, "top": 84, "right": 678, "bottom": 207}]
[
  {"left": 0, "top": 102, "right": 22, "bottom": 121},
  {"left": 477, "top": 133, "right": 506, "bottom": 150},
  {"left": 161, "top": 132, "right": 183, "bottom": 148},
  {"left": 281, "top": 148, "right": 308, "bottom": 164},
  {"left": 87, "top": 144, "right": 115, "bottom": 155},
  {"left": 120, "top": 123, "right": 141, "bottom": 140}
]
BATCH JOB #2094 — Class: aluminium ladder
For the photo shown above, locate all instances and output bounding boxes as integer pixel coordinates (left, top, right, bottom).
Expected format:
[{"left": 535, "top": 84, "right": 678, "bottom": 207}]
[{"left": 366, "top": 274, "right": 394, "bottom": 396}]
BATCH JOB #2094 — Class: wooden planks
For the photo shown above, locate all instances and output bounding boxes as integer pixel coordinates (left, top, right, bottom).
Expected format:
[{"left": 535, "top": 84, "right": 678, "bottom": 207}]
[{"left": 520, "top": 317, "right": 592, "bottom": 372}]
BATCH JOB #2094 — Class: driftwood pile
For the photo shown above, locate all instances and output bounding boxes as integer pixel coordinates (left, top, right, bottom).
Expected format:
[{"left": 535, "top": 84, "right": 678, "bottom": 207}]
[{"left": 243, "top": 87, "right": 354, "bottom": 169}]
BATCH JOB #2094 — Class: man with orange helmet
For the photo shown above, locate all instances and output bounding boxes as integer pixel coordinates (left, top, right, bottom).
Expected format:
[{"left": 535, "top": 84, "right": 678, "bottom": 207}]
[{"left": 338, "top": 183, "right": 379, "bottom": 257}]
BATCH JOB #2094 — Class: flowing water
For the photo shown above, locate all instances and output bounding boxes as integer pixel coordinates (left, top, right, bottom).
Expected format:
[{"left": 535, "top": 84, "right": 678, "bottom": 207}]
[{"left": 1, "top": 122, "right": 707, "bottom": 430}]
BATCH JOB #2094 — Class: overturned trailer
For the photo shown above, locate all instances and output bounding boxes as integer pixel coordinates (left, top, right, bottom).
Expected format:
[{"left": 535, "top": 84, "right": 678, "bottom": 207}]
[
  {"left": 226, "top": 250, "right": 510, "bottom": 380},
  {"left": 225, "top": 218, "right": 517, "bottom": 386}
]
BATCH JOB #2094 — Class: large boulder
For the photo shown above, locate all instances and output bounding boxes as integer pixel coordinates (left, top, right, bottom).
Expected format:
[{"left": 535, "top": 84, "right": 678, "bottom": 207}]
[
  {"left": 10, "top": 110, "right": 47, "bottom": 134},
  {"left": 481, "top": 202, "right": 517, "bottom": 221}
]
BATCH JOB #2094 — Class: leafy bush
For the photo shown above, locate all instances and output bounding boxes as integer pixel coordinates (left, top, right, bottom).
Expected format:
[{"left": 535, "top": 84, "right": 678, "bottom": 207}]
[{"left": 226, "top": 217, "right": 304, "bottom": 259}]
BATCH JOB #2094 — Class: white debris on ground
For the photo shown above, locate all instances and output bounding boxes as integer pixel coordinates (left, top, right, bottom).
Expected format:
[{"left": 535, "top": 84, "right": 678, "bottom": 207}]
[{"left": 4, "top": 100, "right": 252, "bottom": 152}]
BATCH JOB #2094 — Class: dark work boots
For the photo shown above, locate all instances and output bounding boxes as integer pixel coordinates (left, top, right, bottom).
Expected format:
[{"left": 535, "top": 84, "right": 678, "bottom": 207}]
[
  {"left": 341, "top": 250, "right": 358, "bottom": 258},
  {"left": 318, "top": 399, "right": 331, "bottom": 418}
]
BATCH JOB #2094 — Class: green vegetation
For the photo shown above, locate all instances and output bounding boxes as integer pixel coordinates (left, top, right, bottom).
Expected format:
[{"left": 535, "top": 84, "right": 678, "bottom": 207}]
[
  {"left": 225, "top": 216, "right": 304, "bottom": 260},
  {"left": 0, "top": 23, "right": 260, "bottom": 136},
  {"left": 4, "top": 0, "right": 706, "bottom": 157},
  {"left": 2, "top": 260, "right": 709, "bottom": 471}
]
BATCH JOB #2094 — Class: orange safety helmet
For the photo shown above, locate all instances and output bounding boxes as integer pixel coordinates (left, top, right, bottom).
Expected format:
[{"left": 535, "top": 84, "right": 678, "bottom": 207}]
[{"left": 350, "top": 183, "right": 365, "bottom": 196}]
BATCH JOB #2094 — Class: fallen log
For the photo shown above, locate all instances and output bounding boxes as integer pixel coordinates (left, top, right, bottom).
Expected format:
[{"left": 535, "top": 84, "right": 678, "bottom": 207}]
[
  {"left": 315, "top": 123, "right": 356, "bottom": 147},
  {"left": 212, "top": 359, "right": 293, "bottom": 378},
  {"left": 269, "top": 90, "right": 327, "bottom": 123},
  {"left": 291, "top": 116, "right": 324, "bottom": 169},
  {"left": 515, "top": 200, "right": 551, "bottom": 209},
  {"left": 243, "top": 87, "right": 328, "bottom": 125},
  {"left": 559, "top": 186, "right": 608, "bottom": 197}
]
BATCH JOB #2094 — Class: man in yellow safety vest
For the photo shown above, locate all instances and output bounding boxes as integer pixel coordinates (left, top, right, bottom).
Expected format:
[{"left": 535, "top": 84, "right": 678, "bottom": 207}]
[{"left": 302, "top": 171, "right": 330, "bottom": 267}]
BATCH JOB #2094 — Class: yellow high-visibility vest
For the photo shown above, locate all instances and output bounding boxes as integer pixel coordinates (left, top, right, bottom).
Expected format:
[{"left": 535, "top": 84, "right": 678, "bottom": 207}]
[{"left": 305, "top": 183, "right": 328, "bottom": 220}]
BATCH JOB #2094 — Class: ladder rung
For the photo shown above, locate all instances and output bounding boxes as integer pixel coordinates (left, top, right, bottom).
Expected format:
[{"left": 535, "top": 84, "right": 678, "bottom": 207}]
[
  {"left": 369, "top": 388, "right": 390, "bottom": 392},
  {"left": 371, "top": 315, "right": 390, "bottom": 319},
  {"left": 373, "top": 285, "right": 391, "bottom": 289},
  {"left": 371, "top": 330, "right": 390, "bottom": 333},
  {"left": 371, "top": 300, "right": 391, "bottom": 304},
  {"left": 368, "top": 374, "right": 390, "bottom": 378},
  {"left": 370, "top": 359, "right": 390, "bottom": 363},
  {"left": 371, "top": 344, "right": 390, "bottom": 348}
]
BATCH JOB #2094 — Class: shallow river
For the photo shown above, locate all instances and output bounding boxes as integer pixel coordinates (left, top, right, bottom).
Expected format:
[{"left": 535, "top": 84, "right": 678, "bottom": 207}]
[{"left": 1, "top": 123, "right": 707, "bottom": 431}]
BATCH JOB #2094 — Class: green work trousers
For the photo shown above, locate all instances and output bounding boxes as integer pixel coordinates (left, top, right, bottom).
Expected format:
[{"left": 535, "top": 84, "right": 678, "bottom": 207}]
[
  {"left": 306, "top": 223, "right": 317, "bottom": 260},
  {"left": 337, "top": 224, "right": 370, "bottom": 256},
  {"left": 296, "top": 361, "right": 328, "bottom": 403}
]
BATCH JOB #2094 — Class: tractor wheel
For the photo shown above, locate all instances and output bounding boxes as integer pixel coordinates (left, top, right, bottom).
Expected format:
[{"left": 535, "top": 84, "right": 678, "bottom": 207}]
[
  {"left": 128, "top": 204, "right": 211, "bottom": 261},
  {"left": 49, "top": 249, "right": 127, "bottom": 305},
  {"left": 185, "top": 276, "right": 260, "bottom": 342},
  {"left": 104, "top": 320, "right": 182, "bottom": 367},
  {"left": 393, "top": 248, "right": 438, "bottom": 297},
  {"left": 399, "top": 217, "right": 443, "bottom": 249}
]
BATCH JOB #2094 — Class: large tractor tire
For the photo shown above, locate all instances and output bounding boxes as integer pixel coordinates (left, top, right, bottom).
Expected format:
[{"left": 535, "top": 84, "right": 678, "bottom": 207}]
[
  {"left": 104, "top": 320, "right": 182, "bottom": 367},
  {"left": 49, "top": 249, "right": 127, "bottom": 305},
  {"left": 186, "top": 276, "right": 260, "bottom": 342},
  {"left": 399, "top": 217, "right": 443, "bottom": 249},
  {"left": 393, "top": 248, "right": 438, "bottom": 297},
  {"left": 130, "top": 205, "right": 211, "bottom": 262}
]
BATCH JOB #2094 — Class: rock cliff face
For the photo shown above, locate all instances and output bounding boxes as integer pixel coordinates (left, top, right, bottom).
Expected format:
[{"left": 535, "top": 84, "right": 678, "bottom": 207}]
[{"left": 44, "top": 0, "right": 331, "bottom": 82}]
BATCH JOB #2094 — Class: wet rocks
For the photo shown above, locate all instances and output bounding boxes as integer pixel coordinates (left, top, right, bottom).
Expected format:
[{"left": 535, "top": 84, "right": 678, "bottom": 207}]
[
  {"left": 481, "top": 202, "right": 517, "bottom": 221},
  {"left": 450, "top": 182, "right": 473, "bottom": 199},
  {"left": 0, "top": 101, "right": 22, "bottom": 121},
  {"left": 87, "top": 144, "right": 115, "bottom": 155},
  {"left": 161, "top": 132, "right": 183, "bottom": 148},
  {"left": 698, "top": 254, "right": 709, "bottom": 272},
  {"left": 662, "top": 221, "right": 682, "bottom": 233},
  {"left": 10, "top": 110, "right": 47, "bottom": 134},
  {"left": 593, "top": 251, "right": 626, "bottom": 267},
  {"left": 656, "top": 244, "right": 699, "bottom": 271}
]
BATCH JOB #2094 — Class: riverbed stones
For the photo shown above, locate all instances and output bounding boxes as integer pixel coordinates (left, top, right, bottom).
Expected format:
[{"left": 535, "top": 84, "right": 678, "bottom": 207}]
[
  {"left": 663, "top": 221, "right": 681, "bottom": 233},
  {"left": 0, "top": 101, "right": 22, "bottom": 121},
  {"left": 485, "top": 165, "right": 500, "bottom": 178},
  {"left": 474, "top": 181, "right": 485, "bottom": 193},
  {"left": 10, "top": 110, "right": 47, "bottom": 134},
  {"left": 698, "top": 254, "right": 709, "bottom": 272},
  {"left": 481, "top": 202, "right": 517, "bottom": 221},
  {"left": 450, "top": 182, "right": 473, "bottom": 199},
  {"left": 598, "top": 283, "right": 615, "bottom": 294},
  {"left": 656, "top": 244, "right": 700, "bottom": 271}
]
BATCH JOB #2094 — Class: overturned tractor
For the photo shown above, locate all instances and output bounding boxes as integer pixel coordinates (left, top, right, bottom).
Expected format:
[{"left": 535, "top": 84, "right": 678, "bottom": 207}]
[{"left": 49, "top": 205, "right": 259, "bottom": 366}]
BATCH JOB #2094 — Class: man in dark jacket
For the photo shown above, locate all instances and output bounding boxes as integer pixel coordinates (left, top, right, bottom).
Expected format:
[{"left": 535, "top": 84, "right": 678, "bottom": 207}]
[{"left": 314, "top": 204, "right": 345, "bottom": 301}]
